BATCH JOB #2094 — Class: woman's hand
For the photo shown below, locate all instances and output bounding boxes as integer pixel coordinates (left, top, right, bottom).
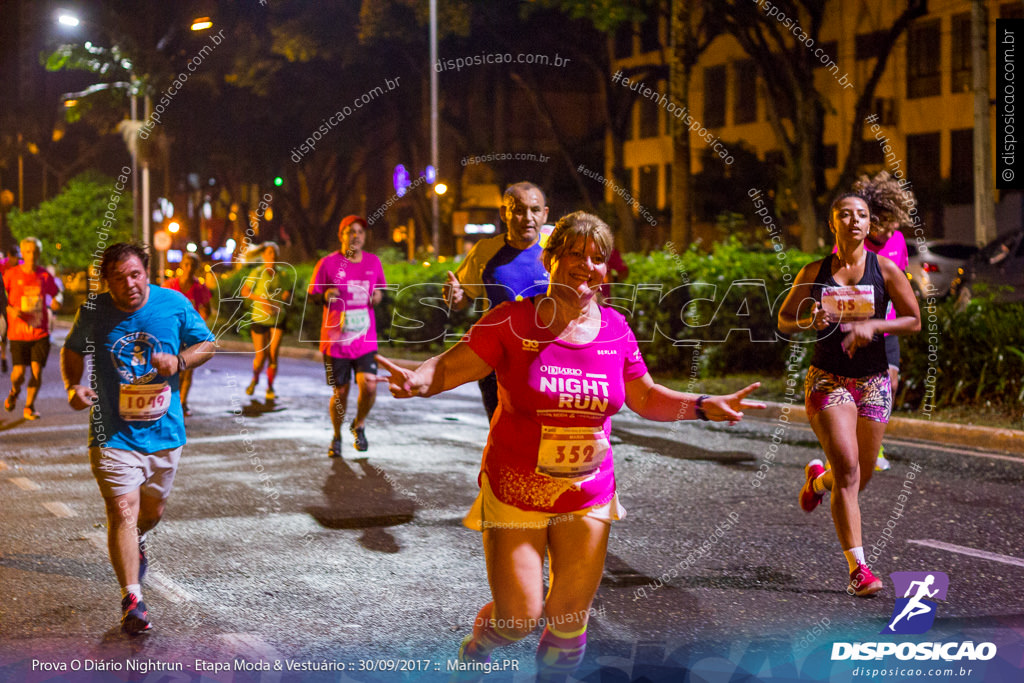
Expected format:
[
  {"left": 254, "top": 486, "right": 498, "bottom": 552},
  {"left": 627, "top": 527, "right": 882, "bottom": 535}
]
[
  {"left": 841, "top": 320, "right": 877, "bottom": 358},
  {"left": 376, "top": 354, "right": 425, "bottom": 398},
  {"left": 810, "top": 301, "right": 832, "bottom": 331},
  {"left": 702, "top": 382, "right": 766, "bottom": 424}
]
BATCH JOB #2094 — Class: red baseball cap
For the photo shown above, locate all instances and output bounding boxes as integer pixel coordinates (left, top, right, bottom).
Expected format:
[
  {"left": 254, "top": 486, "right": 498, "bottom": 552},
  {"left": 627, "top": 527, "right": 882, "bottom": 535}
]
[{"left": 339, "top": 215, "right": 367, "bottom": 231}]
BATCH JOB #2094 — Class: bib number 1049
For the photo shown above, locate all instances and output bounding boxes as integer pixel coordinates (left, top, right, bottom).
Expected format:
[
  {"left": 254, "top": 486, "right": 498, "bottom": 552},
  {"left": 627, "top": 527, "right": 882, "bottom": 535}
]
[{"left": 119, "top": 383, "right": 172, "bottom": 421}]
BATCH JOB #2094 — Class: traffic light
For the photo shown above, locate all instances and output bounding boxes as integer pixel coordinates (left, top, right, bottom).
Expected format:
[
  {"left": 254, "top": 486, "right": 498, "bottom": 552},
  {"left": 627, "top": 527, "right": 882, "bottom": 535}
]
[{"left": 273, "top": 176, "right": 283, "bottom": 187}]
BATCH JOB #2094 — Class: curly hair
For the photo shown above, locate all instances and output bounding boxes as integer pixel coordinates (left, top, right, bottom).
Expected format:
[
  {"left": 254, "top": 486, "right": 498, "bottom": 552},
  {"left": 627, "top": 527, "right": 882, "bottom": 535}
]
[{"left": 851, "top": 171, "right": 916, "bottom": 230}]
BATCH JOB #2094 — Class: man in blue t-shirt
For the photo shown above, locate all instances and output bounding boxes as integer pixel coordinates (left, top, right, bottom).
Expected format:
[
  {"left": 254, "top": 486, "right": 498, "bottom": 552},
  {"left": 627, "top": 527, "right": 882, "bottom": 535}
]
[
  {"left": 62, "top": 242, "right": 215, "bottom": 636},
  {"left": 446, "top": 182, "right": 550, "bottom": 418}
]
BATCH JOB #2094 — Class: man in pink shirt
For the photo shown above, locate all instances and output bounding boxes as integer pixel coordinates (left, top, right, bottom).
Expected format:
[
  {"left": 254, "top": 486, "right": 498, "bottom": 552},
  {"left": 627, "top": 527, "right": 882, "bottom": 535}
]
[
  {"left": 4, "top": 237, "right": 62, "bottom": 419},
  {"left": 308, "top": 215, "right": 386, "bottom": 456}
]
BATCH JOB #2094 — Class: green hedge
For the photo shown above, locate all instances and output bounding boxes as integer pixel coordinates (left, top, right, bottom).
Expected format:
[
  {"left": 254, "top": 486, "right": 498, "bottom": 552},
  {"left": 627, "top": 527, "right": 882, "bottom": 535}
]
[
  {"left": 202, "top": 243, "right": 1024, "bottom": 420},
  {"left": 284, "top": 238, "right": 820, "bottom": 372},
  {"left": 900, "top": 295, "right": 1024, "bottom": 416},
  {"left": 613, "top": 237, "right": 819, "bottom": 374}
]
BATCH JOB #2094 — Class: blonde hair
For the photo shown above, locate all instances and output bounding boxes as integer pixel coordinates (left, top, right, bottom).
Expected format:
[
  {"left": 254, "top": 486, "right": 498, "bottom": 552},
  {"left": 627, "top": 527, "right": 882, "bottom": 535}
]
[
  {"left": 19, "top": 236, "right": 42, "bottom": 252},
  {"left": 543, "top": 211, "right": 613, "bottom": 262}
]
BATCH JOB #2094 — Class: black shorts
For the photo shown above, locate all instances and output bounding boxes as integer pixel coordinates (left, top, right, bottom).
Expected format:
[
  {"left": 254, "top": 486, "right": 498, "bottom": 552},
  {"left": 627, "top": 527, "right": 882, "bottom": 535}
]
[
  {"left": 250, "top": 322, "right": 286, "bottom": 336},
  {"left": 10, "top": 338, "right": 51, "bottom": 367},
  {"left": 324, "top": 351, "right": 378, "bottom": 386},
  {"left": 885, "top": 335, "right": 900, "bottom": 370}
]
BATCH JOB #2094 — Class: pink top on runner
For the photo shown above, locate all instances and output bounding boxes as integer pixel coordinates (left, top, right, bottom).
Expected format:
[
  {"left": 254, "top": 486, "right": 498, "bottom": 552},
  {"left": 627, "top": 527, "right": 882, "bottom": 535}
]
[
  {"left": 309, "top": 251, "right": 386, "bottom": 359},
  {"left": 164, "top": 277, "right": 212, "bottom": 313},
  {"left": 833, "top": 229, "right": 908, "bottom": 324},
  {"left": 466, "top": 299, "right": 648, "bottom": 513}
]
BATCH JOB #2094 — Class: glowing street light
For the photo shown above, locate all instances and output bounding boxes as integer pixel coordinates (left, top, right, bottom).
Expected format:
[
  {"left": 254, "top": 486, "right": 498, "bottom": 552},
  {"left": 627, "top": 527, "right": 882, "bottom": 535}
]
[
  {"left": 57, "top": 12, "right": 80, "bottom": 27},
  {"left": 190, "top": 17, "right": 213, "bottom": 31},
  {"left": 434, "top": 182, "right": 448, "bottom": 196},
  {"left": 168, "top": 220, "right": 181, "bottom": 234}
]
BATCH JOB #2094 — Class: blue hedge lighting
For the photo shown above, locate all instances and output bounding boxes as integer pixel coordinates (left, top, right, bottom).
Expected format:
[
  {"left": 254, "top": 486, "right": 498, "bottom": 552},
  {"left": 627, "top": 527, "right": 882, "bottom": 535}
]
[{"left": 425, "top": 165, "right": 437, "bottom": 184}]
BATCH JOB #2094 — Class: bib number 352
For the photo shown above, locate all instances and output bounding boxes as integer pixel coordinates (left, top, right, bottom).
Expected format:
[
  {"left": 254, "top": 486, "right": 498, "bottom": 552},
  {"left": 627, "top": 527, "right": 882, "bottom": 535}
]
[{"left": 536, "top": 426, "right": 608, "bottom": 480}]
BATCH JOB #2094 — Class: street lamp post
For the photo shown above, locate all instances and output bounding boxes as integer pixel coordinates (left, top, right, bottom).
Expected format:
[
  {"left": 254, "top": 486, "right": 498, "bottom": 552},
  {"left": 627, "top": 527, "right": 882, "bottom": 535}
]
[
  {"left": 55, "top": 10, "right": 211, "bottom": 273},
  {"left": 430, "top": 0, "right": 440, "bottom": 257}
]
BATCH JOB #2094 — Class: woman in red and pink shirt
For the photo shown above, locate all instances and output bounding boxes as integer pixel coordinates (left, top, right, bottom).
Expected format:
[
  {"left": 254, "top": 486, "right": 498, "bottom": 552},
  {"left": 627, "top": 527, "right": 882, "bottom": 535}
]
[
  {"left": 379, "top": 212, "right": 763, "bottom": 680},
  {"left": 164, "top": 252, "right": 212, "bottom": 416}
]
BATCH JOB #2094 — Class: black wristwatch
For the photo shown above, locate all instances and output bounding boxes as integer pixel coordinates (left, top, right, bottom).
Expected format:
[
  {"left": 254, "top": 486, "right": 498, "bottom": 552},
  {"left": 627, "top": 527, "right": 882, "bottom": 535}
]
[{"left": 695, "top": 395, "right": 710, "bottom": 421}]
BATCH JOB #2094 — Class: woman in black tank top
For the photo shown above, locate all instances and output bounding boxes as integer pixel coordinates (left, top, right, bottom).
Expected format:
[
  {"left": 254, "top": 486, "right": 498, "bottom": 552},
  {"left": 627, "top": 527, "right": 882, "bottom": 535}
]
[{"left": 778, "top": 193, "right": 920, "bottom": 597}]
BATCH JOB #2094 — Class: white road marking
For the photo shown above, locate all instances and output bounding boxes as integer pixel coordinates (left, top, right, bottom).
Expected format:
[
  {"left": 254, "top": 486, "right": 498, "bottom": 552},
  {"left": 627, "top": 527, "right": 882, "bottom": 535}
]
[
  {"left": 186, "top": 429, "right": 324, "bottom": 445},
  {"left": 42, "top": 502, "right": 77, "bottom": 518},
  {"left": 85, "top": 531, "right": 199, "bottom": 604},
  {"left": 1, "top": 423, "right": 86, "bottom": 435},
  {"left": 907, "top": 539, "right": 1024, "bottom": 568},
  {"left": 9, "top": 477, "right": 40, "bottom": 491},
  {"left": 219, "top": 632, "right": 282, "bottom": 659},
  {"left": 147, "top": 571, "right": 198, "bottom": 604}
]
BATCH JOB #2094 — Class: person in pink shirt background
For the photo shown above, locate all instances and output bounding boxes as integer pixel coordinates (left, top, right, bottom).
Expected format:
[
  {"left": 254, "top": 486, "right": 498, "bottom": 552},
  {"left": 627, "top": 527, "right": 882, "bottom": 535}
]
[
  {"left": 379, "top": 211, "right": 763, "bottom": 681},
  {"left": 309, "top": 215, "right": 386, "bottom": 456},
  {"left": 833, "top": 171, "right": 915, "bottom": 470},
  {"left": 164, "top": 252, "right": 212, "bottom": 416}
]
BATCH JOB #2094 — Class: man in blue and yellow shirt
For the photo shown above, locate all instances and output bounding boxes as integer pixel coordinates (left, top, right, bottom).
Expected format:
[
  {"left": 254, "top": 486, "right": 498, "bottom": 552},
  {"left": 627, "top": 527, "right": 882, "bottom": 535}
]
[{"left": 446, "top": 182, "right": 550, "bottom": 419}]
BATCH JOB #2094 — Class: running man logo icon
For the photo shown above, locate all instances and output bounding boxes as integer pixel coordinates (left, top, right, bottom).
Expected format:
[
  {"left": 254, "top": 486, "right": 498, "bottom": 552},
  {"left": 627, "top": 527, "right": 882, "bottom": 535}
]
[{"left": 880, "top": 571, "right": 949, "bottom": 635}]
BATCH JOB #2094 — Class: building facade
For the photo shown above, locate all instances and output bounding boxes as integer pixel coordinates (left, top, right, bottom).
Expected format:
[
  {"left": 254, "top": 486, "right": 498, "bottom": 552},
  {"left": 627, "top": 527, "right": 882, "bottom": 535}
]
[{"left": 610, "top": 0, "right": 1024, "bottom": 244}]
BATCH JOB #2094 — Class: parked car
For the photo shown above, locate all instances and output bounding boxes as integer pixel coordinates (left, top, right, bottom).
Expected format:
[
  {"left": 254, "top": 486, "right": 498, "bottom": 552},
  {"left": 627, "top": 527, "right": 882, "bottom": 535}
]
[
  {"left": 951, "top": 230, "right": 1024, "bottom": 304},
  {"left": 905, "top": 239, "right": 978, "bottom": 299}
]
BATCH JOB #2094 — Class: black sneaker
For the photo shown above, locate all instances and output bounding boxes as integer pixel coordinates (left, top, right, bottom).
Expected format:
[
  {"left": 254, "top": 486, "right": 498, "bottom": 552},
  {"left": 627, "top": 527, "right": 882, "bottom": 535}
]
[
  {"left": 328, "top": 436, "right": 343, "bottom": 458},
  {"left": 0, "top": 357, "right": 7, "bottom": 372},
  {"left": 350, "top": 424, "right": 368, "bottom": 452},
  {"left": 121, "top": 594, "right": 152, "bottom": 635},
  {"left": 138, "top": 537, "right": 148, "bottom": 582}
]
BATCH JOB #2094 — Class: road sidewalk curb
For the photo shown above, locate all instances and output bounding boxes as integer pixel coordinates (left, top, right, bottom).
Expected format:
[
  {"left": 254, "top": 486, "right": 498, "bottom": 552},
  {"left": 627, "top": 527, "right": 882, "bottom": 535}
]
[{"left": 757, "top": 400, "right": 1024, "bottom": 457}]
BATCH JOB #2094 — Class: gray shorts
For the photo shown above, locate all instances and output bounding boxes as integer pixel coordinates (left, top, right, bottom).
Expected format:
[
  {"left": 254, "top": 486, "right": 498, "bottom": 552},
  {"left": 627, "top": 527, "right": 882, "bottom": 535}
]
[{"left": 89, "top": 446, "right": 184, "bottom": 499}]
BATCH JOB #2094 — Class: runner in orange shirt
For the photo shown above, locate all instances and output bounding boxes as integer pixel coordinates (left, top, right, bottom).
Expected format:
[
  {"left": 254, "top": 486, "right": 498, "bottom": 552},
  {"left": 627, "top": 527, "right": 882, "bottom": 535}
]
[{"left": 3, "top": 237, "right": 62, "bottom": 420}]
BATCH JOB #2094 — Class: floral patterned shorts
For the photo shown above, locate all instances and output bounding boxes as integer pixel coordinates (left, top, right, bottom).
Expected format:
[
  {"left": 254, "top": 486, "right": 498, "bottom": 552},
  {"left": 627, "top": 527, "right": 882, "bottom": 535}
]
[{"left": 804, "top": 365, "right": 892, "bottom": 424}]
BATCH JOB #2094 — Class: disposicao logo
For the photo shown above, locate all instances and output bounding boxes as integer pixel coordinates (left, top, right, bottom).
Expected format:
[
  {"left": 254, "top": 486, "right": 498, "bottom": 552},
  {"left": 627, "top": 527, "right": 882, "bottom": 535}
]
[
  {"left": 831, "top": 571, "right": 997, "bottom": 662},
  {"left": 881, "top": 571, "right": 949, "bottom": 635}
]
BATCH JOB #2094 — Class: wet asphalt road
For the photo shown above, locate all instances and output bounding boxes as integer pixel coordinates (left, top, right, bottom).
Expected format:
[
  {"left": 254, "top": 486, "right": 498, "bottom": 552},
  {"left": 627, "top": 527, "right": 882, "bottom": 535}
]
[{"left": 2, "top": 335, "right": 1023, "bottom": 682}]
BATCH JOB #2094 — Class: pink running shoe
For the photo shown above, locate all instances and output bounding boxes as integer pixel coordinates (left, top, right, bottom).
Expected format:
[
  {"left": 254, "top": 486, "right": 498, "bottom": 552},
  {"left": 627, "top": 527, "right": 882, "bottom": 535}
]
[
  {"left": 849, "top": 562, "right": 883, "bottom": 597},
  {"left": 799, "top": 459, "right": 826, "bottom": 512}
]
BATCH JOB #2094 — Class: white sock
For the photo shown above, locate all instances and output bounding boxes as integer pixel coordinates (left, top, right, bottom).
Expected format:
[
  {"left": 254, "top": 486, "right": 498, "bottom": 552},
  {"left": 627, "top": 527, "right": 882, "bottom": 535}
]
[
  {"left": 812, "top": 474, "right": 829, "bottom": 495},
  {"left": 122, "top": 584, "right": 143, "bottom": 601},
  {"left": 843, "top": 547, "right": 866, "bottom": 573},
  {"left": 138, "top": 533, "right": 148, "bottom": 548}
]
